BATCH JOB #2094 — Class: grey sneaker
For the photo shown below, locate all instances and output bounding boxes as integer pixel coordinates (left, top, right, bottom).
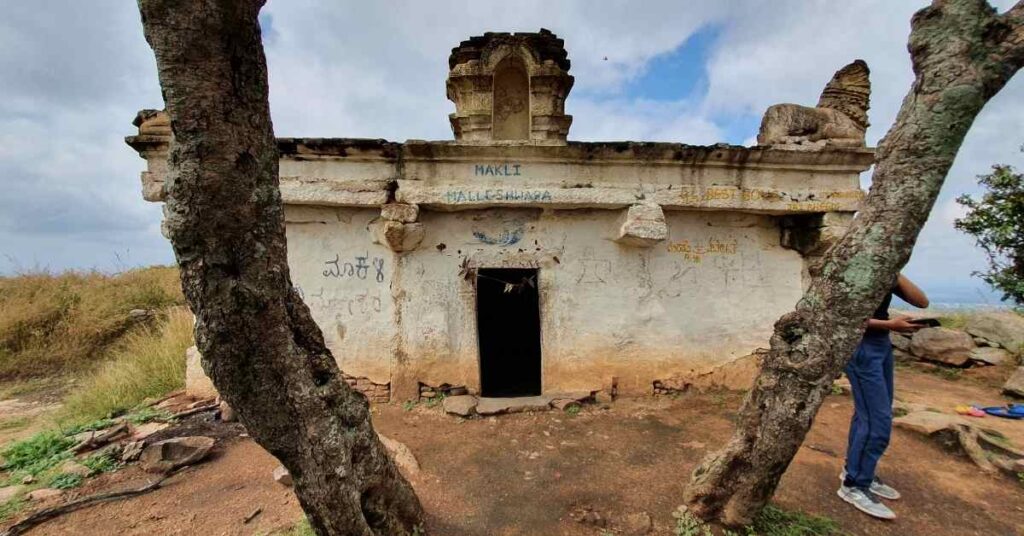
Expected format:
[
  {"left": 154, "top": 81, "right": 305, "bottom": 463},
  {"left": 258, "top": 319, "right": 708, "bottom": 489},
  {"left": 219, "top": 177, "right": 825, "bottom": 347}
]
[
  {"left": 840, "top": 471, "right": 901, "bottom": 500},
  {"left": 837, "top": 485, "right": 896, "bottom": 520}
]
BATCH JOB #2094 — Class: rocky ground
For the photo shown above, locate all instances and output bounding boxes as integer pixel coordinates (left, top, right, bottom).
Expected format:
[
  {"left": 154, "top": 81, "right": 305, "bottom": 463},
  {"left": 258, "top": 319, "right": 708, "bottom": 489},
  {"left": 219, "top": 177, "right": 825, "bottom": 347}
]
[
  {"left": 0, "top": 362, "right": 1022, "bottom": 535},
  {"left": 1, "top": 310, "right": 1022, "bottom": 535}
]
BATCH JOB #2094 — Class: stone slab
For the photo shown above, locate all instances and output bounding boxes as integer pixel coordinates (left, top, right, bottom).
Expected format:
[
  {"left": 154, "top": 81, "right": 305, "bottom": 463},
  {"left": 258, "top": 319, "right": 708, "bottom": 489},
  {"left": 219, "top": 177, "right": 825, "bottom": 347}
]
[
  {"left": 476, "top": 396, "right": 555, "bottom": 415},
  {"left": 894, "top": 411, "right": 968, "bottom": 435},
  {"left": 442, "top": 395, "right": 478, "bottom": 417}
]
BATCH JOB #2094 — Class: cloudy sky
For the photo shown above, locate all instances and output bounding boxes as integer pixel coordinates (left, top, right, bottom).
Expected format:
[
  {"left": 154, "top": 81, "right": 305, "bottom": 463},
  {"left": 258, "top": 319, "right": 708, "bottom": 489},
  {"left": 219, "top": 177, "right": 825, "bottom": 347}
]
[{"left": 1, "top": 1, "right": 1021, "bottom": 305}]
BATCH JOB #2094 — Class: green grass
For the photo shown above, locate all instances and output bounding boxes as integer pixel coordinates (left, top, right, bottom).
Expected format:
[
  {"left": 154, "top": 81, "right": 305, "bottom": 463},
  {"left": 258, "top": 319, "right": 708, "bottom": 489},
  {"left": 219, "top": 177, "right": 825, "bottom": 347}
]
[
  {"left": 0, "top": 496, "right": 26, "bottom": 522},
  {"left": 0, "top": 266, "right": 183, "bottom": 380},
  {"left": 0, "top": 430, "right": 74, "bottom": 477},
  {"left": 425, "top": 393, "right": 446, "bottom": 409},
  {"left": 751, "top": 505, "right": 841, "bottom": 536},
  {"left": 58, "top": 307, "right": 192, "bottom": 425},
  {"left": 48, "top": 472, "right": 83, "bottom": 490},
  {"left": 81, "top": 451, "right": 119, "bottom": 474},
  {"left": 674, "top": 505, "right": 842, "bottom": 536},
  {"left": 564, "top": 404, "right": 582, "bottom": 417},
  {"left": 923, "top": 365, "right": 963, "bottom": 382}
]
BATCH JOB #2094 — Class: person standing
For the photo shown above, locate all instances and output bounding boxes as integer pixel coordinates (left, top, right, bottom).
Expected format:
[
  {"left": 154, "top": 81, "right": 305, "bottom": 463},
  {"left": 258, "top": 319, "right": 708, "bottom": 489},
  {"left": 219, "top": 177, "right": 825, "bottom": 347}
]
[{"left": 837, "top": 274, "right": 929, "bottom": 520}]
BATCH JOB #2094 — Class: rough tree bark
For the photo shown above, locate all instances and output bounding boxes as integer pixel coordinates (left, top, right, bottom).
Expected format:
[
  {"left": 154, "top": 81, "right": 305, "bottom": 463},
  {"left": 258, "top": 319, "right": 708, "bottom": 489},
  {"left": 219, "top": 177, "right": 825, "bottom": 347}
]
[
  {"left": 683, "top": 0, "right": 1024, "bottom": 526},
  {"left": 136, "top": 2, "right": 424, "bottom": 535}
]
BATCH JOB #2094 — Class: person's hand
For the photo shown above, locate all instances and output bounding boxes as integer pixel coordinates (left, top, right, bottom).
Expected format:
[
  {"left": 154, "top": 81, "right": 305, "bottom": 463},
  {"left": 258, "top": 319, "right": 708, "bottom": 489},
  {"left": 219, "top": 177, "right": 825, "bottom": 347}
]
[{"left": 887, "top": 315, "right": 923, "bottom": 333}]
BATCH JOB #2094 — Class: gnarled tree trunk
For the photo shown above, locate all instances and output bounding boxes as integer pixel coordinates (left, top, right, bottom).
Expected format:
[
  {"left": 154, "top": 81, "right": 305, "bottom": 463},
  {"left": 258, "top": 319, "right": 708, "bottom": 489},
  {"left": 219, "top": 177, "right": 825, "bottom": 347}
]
[
  {"left": 684, "top": 0, "right": 1024, "bottom": 526},
  {"left": 136, "top": 1, "right": 424, "bottom": 534}
]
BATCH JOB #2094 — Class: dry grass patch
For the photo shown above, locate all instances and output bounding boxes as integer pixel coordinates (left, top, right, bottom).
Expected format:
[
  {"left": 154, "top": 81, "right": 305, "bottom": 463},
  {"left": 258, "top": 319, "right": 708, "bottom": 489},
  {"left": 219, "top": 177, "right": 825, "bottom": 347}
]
[
  {"left": 59, "top": 307, "right": 193, "bottom": 424},
  {"left": 0, "top": 266, "right": 182, "bottom": 379}
]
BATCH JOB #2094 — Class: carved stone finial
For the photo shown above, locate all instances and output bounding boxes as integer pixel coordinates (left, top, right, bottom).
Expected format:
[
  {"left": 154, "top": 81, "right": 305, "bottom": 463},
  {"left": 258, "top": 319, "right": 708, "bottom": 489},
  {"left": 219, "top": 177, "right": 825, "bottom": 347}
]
[
  {"left": 817, "top": 60, "right": 870, "bottom": 130},
  {"left": 133, "top": 109, "right": 171, "bottom": 136},
  {"left": 756, "top": 60, "right": 871, "bottom": 148},
  {"left": 446, "top": 29, "right": 574, "bottom": 144}
]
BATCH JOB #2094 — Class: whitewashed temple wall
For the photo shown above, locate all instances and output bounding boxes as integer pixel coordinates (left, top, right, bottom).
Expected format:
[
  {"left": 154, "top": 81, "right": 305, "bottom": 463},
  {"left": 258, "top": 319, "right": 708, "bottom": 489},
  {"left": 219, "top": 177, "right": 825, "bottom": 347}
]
[{"left": 283, "top": 205, "right": 803, "bottom": 397}]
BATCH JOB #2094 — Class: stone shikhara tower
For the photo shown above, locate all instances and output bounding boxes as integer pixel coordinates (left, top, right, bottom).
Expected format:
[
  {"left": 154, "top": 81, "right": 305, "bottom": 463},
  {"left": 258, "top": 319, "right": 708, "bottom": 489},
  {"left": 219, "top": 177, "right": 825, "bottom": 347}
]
[
  {"left": 447, "top": 29, "right": 573, "bottom": 144},
  {"left": 128, "top": 31, "right": 874, "bottom": 405}
]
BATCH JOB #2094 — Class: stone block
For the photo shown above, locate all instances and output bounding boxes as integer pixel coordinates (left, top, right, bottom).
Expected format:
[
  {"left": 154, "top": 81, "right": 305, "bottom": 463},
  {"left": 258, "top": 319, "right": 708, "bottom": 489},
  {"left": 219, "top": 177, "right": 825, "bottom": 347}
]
[
  {"left": 443, "top": 395, "right": 477, "bottom": 417},
  {"left": 890, "top": 332, "right": 911, "bottom": 352},
  {"left": 273, "top": 465, "right": 293, "bottom": 487},
  {"left": 910, "top": 327, "right": 975, "bottom": 366},
  {"left": 140, "top": 436, "right": 215, "bottom": 474},
  {"left": 476, "top": 395, "right": 553, "bottom": 415},
  {"left": 614, "top": 203, "right": 667, "bottom": 247},
  {"left": 372, "top": 220, "right": 425, "bottom": 252},
  {"left": 185, "top": 346, "right": 219, "bottom": 399},
  {"left": 381, "top": 203, "right": 419, "bottom": 223},
  {"left": 1004, "top": 367, "right": 1024, "bottom": 398},
  {"left": 966, "top": 312, "right": 1024, "bottom": 354}
]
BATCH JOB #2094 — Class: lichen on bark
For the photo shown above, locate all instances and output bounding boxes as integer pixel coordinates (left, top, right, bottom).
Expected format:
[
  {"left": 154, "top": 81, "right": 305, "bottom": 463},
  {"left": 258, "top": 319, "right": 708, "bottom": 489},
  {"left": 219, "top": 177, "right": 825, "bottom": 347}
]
[
  {"left": 683, "top": 0, "right": 1024, "bottom": 526},
  {"left": 136, "top": 1, "right": 424, "bottom": 534}
]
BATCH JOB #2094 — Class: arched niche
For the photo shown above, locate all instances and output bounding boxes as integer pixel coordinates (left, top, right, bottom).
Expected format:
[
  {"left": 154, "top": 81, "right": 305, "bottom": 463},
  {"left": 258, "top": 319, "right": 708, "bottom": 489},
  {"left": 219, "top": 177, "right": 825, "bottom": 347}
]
[{"left": 492, "top": 56, "right": 530, "bottom": 140}]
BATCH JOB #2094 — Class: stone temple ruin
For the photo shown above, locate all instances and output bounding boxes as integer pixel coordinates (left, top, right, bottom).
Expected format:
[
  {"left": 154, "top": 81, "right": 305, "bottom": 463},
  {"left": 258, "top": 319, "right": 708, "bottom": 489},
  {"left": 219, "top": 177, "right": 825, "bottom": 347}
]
[{"left": 127, "top": 30, "right": 874, "bottom": 405}]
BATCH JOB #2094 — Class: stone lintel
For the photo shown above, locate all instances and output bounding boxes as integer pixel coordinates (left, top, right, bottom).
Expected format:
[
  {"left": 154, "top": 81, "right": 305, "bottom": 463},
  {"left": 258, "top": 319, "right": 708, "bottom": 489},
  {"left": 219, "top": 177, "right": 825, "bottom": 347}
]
[{"left": 128, "top": 134, "right": 872, "bottom": 215}]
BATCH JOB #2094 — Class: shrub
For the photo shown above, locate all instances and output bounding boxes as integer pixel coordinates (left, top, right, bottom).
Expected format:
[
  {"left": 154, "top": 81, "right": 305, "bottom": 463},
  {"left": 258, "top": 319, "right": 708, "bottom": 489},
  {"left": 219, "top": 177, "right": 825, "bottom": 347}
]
[
  {"left": 956, "top": 154, "right": 1024, "bottom": 306},
  {"left": 0, "top": 430, "right": 74, "bottom": 476}
]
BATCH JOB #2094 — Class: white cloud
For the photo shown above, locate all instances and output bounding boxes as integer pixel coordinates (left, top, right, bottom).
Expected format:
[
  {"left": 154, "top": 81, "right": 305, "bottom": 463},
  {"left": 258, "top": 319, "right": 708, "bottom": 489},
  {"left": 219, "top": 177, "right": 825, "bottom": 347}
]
[{"left": 1, "top": 0, "right": 1022, "bottom": 304}]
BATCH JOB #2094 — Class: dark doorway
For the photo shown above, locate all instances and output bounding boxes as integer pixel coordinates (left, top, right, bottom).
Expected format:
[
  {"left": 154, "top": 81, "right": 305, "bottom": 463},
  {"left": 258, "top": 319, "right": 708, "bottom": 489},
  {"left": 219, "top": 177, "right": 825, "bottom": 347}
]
[{"left": 477, "top": 268, "right": 542, "bottom": 397}]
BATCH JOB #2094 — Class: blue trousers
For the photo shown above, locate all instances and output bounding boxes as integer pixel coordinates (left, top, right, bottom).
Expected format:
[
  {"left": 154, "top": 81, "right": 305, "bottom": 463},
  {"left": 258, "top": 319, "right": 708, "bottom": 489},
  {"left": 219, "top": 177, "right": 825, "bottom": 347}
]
[{"left": 843, "top": 330, "right": 894, "bottom": 488}]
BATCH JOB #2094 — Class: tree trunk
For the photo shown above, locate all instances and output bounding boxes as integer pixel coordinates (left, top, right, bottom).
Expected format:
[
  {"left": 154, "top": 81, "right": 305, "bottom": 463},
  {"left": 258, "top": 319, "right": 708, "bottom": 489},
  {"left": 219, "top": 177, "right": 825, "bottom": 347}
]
[
  {"left": 683, "top": 0, "right": 1024, "bottom": 526},
  {"left": 135, "top": 2, "right": 424, "bottom": 535}
]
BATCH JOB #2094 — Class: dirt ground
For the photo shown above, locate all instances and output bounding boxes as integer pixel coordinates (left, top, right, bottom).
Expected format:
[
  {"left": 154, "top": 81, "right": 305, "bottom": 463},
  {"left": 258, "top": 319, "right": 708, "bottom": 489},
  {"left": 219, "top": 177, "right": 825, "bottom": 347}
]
[{"left": 5, "top": 365, "right": 1024, "bottom": 536}]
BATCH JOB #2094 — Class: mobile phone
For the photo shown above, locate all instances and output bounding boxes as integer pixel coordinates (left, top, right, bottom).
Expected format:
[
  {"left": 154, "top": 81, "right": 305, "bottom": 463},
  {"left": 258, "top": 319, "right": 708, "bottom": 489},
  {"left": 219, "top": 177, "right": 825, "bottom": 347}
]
[{"left": 907, "top": 317, "right": 940, "bottom": 327}]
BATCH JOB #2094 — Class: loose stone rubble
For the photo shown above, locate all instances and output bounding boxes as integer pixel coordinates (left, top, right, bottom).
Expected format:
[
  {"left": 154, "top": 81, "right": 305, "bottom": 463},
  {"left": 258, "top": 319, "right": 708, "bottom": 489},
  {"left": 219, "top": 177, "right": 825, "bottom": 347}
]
[{"left": 139, "top": 436, "right": 216, "bottom": 474}]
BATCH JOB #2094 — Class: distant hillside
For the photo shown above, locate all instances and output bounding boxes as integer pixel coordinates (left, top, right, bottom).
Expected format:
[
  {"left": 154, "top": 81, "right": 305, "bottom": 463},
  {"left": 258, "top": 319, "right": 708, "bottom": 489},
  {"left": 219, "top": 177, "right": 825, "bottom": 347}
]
[{"left": 0, "top": 267, "right": 184, "bottom": 380}]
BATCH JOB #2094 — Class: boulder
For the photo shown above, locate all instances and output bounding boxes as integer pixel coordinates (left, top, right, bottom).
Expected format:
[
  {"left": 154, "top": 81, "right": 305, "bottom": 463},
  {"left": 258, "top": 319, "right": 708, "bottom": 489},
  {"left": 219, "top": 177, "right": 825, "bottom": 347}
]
[
  {"left": 131, "top": 422, "right": 169, "bottom": 441},
  {"left": 139, "top": 436, "right": 215, "bottom": 473},
  {"left": 894, "top": 411, "right": 968, "bottom": 435},
  {"left": 0, "top": 485, "right": 25, "bottom": 503},
  {"left": 890, "top": 332, "right": 911, "bottom": 352},
  {"left": 970, "top": 347, "right": 1012, "bottom": 366},
  {"left": 1003, "top": 367, "right": 1024, "bottom": 398},
  {"left": 965, "top": 312, "right": 1024, "bottom": 354},
  {"left": 910, "top": 327, "right": 975, "bottom": 366},
  {"left": 121, "top": 440, "right": 144, "bottom": 463},
  {"left": 893, "top": 348, "right": 914, "bottom": 362},
  {"left": 272, "top": 465, "right": 293, "bottom": 487},
  {"left": 442, "top": 395, "right": 477, "bottom": 417}
]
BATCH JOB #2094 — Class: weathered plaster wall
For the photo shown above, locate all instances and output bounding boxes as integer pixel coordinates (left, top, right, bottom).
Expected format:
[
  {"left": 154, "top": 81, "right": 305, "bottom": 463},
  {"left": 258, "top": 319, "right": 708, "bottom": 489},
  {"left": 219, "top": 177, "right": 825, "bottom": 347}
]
[
  {"left": 284, "top": 206, "right": 803, "bottom": 398},
  {"left": 284, "top": 206, "right": 396, "bottom": 386}
]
